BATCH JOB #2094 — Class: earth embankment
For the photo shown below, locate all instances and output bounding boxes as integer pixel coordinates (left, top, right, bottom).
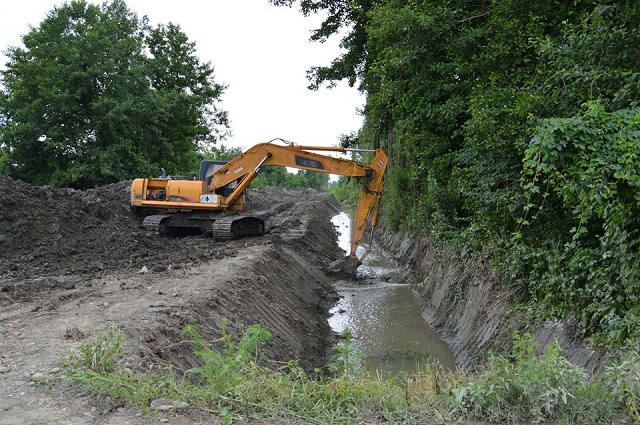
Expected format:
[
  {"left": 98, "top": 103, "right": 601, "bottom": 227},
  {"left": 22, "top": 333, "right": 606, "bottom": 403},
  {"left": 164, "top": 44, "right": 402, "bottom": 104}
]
[
  {"left": 0, "top": 177, "right": 344, "bottom": 424},
  {"left": 374, "top": 219, "right": 603, "bottom": 371}
]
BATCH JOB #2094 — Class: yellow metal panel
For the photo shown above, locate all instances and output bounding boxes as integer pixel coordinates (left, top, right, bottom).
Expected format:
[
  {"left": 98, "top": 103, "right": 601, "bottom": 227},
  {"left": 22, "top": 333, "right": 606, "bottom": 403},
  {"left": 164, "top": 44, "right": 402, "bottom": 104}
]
[
  {"left": 166, "top": 180, "right": 207, "bottom": 203},
  {"left": 131, "top": 179, "right": 145, "bottom": 201}
]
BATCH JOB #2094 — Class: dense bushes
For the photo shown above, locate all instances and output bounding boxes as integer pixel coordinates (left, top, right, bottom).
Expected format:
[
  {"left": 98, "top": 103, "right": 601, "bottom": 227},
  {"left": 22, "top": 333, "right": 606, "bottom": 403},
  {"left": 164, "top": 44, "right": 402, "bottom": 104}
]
[{"left": 275, "top": 0, "right": 640, "bottom": 345}]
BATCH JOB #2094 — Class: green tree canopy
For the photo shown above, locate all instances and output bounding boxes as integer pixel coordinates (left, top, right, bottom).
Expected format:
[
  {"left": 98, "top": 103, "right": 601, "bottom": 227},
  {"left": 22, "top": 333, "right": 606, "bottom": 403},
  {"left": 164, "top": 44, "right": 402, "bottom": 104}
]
[
  {"left": 274, "top": 0, "right": 640, "bottom": 344},
  {"left": 0, "top": 0, "right": 229, "bottom": 188},
  {"left": 200, "top": 143, "right": 243, "bottom": 162}
]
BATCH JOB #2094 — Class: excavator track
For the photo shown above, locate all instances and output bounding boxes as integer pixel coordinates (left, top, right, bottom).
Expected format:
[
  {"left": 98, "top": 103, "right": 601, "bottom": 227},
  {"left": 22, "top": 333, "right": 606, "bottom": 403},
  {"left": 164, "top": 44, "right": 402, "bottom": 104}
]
[
  {"left": 141, "top": 212, "right": 264, "bottom": 241},
  {"left": 142, "top": 214, "right": 173, "bottom": 234},
  {"left": 212, "top": 215, "right": 265, "bottom": 242}
]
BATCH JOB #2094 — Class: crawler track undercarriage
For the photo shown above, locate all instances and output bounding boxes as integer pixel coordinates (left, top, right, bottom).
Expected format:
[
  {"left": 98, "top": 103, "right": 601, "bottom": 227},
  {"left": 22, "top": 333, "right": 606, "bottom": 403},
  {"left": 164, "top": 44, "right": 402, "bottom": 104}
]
[{"left": 142, "top": 212, "right": 265, "bottom": 241}]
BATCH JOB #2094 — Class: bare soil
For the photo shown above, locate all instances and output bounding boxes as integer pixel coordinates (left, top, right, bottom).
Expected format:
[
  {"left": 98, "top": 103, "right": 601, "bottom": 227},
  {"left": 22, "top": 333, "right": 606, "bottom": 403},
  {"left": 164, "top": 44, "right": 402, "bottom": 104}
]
[{"left": 0, "top": 176, "right": 345, "bottom": 424}]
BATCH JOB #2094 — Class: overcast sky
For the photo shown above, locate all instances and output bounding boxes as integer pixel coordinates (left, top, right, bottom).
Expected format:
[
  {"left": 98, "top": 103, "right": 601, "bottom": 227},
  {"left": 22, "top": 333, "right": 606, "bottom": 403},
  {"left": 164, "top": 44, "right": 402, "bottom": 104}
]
[{"left": 0, "top": 0, "right": 364, "bottom": 151}]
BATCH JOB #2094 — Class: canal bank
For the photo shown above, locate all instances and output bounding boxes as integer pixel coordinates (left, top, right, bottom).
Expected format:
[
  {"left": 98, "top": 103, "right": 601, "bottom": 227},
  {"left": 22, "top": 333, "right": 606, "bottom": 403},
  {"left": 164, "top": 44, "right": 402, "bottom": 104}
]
[{"left": 372, "top": 217, "right": 606, "bottom": 371}]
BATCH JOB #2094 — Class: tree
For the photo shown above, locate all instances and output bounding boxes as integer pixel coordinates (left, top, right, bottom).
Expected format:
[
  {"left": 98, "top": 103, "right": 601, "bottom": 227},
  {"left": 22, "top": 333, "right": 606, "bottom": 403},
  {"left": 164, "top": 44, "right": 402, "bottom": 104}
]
[
  {"left": 145, "top": 23, "right": 229, "bottom": 171},
  {"left": 200, "top": 143, "right": 243, "bottom": 163},
  {"left": 0, "top": 0, "right": 228, "bottom": 188},
  {"left": 298, "top": 169, "right": 329, "bottom": 189},
  {"left": 250, "top": 166, "right": 329, "bottom": 189},
  {"left": 268, "top": 0, "right": 375, "bottom": 90}
]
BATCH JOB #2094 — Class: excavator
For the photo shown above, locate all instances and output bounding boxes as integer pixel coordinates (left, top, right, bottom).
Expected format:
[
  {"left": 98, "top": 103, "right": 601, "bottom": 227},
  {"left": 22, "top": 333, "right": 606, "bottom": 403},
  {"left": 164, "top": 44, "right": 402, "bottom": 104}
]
[{"left": 130, "top": 138, "right": 387, "bottom": 276}]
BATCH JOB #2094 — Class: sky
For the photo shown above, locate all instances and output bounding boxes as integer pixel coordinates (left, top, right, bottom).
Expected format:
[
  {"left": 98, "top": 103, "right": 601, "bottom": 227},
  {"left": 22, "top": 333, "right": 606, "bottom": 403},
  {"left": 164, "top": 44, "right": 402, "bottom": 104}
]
[{"left": 0, "top": 0, "right": 364, "bottom": 152}]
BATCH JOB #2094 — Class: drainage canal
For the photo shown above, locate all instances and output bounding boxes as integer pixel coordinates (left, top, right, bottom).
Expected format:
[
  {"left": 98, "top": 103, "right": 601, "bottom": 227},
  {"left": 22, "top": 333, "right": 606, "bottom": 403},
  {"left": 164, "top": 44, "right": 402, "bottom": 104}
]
[{"left": 328, "top": 212, "right": 456, "bottom": 373}]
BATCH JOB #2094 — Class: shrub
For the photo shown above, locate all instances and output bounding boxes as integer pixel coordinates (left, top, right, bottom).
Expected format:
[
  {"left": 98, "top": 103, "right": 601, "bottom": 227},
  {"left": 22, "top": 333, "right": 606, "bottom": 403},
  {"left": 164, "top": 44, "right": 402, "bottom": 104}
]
[{"left": 453, "top": 333, "right": 616, "bottom": 424}]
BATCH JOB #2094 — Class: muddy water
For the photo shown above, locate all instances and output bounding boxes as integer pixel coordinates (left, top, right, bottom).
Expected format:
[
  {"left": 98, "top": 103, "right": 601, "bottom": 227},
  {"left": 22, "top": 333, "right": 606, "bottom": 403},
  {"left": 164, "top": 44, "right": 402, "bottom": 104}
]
[{"left": 329, "top": 212, "right": 457, "bottom": 373}]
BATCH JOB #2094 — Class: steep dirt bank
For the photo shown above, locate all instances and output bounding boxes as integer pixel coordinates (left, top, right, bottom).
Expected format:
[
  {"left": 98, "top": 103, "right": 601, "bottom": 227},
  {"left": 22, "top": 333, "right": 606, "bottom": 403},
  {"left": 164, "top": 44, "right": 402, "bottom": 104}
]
[
  {"left": 0, "top": 178, "right": 344, "bottom": 424},
  {"left": 374, "top": 219, "right": 604, "bottom": 371}
]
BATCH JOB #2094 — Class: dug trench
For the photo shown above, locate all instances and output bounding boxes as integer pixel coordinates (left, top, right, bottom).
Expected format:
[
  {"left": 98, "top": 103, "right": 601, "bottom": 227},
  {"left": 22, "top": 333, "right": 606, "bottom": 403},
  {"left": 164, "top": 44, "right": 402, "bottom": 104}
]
[{"left": 0, "top": 178, "right": 347, "bottom": 424}]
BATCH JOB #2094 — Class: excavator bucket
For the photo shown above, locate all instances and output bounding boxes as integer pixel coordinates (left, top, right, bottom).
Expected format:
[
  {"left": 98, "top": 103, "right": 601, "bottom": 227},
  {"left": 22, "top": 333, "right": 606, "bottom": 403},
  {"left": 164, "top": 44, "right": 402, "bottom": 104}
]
[{"left": 323, "top": 255, "right": 360, "bottom": 280}]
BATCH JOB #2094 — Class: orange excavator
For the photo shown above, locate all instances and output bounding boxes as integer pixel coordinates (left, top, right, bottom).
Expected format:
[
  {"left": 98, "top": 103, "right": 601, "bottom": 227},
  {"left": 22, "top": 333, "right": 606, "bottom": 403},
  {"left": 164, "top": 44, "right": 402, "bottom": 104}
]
[{"left": 130, "top": 138, "right": 387, "bottom": 276}]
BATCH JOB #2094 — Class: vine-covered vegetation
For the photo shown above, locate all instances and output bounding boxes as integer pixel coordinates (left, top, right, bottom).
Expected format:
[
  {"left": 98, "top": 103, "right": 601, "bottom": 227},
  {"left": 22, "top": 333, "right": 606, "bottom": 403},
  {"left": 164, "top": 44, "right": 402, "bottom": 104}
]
[{"left": 275, "top": 0, "right": 640, "bottom": 346}]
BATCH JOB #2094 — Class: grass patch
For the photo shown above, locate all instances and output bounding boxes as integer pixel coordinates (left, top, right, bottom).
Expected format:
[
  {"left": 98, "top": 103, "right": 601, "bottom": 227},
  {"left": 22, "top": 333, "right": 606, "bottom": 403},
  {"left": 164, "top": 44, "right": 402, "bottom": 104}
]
[{"left": 64, "top": 325, "right": 639, "bottom": 424}]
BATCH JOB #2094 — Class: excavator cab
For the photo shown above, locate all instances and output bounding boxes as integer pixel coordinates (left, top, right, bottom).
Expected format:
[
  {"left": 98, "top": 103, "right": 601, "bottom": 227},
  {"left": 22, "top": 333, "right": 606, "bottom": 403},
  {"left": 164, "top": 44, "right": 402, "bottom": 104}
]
[
  {"left": 198, "top": 160, "right": 239, "bottom": 197},
  {"left": 198, "top": 160, "right": 226, "bottom": 182}
]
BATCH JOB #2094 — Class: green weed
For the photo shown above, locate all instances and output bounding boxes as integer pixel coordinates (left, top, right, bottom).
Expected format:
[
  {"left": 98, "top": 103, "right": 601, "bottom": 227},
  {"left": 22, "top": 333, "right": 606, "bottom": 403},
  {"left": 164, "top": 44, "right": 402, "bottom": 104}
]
[
  {"left": 63, "top": 325, "right": 639, "bottom": 424},
  {"left": 604, "top": 344, "right": 640, "bottom": 424},
  {"left": 453, "top": 333, "right": 617, "bottom": 424},
  {"left": 328, "top": 328, "right": 362, "bottom": 378},
  {"left": 64, "top": 326, "right": 184, "bottom": 410},
  {"left": 68, "top": 325, "right": 125, "bottom": 372}
]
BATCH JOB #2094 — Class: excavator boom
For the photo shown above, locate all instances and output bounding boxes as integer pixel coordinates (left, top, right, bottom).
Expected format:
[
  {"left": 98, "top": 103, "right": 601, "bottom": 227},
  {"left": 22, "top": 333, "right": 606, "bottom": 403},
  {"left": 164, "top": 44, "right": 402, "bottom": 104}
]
[{"left": 130, "top": 138, "right": 387, "bottom": 276}]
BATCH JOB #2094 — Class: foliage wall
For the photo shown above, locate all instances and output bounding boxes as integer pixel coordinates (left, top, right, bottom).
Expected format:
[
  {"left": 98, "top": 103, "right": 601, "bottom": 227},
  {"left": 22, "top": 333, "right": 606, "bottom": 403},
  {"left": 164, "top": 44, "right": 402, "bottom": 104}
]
[{"left": 273, "top": 0, "right": 640, "bottom": 345}]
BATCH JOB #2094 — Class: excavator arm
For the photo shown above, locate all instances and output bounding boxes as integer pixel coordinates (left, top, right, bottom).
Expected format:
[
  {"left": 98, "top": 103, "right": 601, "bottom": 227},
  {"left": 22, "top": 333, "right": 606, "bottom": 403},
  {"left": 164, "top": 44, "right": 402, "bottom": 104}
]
[{"left": 204, "top": 139, "right": 387, "bottom": 275}]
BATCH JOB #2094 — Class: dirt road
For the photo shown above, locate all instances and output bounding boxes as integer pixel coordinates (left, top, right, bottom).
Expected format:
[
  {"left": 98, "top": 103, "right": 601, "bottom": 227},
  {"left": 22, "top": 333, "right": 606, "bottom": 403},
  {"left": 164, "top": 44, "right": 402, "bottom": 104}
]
[{"left": 0, "top": 177, "right": 345, "bottom": 424}]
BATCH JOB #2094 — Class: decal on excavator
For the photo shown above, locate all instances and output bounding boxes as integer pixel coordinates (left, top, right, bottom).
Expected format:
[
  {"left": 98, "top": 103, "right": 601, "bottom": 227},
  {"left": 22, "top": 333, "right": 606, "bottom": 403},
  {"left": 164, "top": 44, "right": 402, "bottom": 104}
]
[
  {"left": 295, "top": 155, "right": 325, "bottom": 170},
  {"left": 169, "top": 195, "right": 197, "bottom": 202}
]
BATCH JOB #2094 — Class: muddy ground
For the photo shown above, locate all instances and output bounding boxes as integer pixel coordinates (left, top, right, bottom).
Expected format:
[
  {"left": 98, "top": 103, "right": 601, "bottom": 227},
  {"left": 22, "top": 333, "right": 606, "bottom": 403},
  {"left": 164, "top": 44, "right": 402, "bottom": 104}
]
[{"left": 0, "top": 176, "right": 346, "bottom": 424}]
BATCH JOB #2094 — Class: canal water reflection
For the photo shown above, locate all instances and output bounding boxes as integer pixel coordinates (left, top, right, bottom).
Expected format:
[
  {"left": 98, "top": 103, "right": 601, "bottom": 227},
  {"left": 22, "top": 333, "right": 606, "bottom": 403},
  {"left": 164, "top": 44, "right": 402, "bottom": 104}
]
[{"left": 328, "top": 212, "right": 457, "bottom": 373}]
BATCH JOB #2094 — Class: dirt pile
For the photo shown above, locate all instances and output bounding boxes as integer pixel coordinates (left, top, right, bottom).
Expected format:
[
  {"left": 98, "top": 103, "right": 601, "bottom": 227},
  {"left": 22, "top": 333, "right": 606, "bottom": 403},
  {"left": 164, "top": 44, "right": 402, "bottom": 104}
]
[
  {"left": 0, "top": 177, "right": 345, "bottom": 424},
  {"left": 0, "top": 175, "right": 342, "bottom": 283},
  {"left": 0, "top": 176, "right": 171, "bottom": 279}
]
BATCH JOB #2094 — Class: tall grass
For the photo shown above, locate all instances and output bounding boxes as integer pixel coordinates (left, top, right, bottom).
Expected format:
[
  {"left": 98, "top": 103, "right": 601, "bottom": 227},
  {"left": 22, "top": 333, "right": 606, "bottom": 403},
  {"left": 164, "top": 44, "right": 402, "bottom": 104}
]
[{"left": 64, "top": 325, "right": 638, "bottom": 424}]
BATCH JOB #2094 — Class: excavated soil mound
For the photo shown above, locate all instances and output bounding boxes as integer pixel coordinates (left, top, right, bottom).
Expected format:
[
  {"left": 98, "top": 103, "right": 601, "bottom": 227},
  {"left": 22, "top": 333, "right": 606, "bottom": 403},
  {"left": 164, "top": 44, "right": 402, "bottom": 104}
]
[
  {"left": 0, "top": 176, "right": 172, "bottom": 279},
  {"left": 0, "top": 175, "right": 341, "bottom": 285},
  {"left": 0, "top": 176, "right": 345, "bottom": 424}
]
